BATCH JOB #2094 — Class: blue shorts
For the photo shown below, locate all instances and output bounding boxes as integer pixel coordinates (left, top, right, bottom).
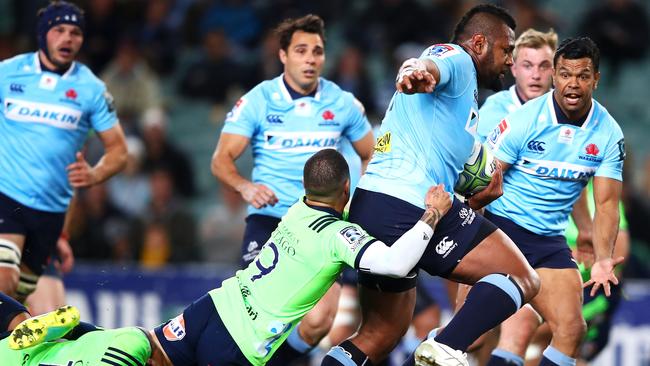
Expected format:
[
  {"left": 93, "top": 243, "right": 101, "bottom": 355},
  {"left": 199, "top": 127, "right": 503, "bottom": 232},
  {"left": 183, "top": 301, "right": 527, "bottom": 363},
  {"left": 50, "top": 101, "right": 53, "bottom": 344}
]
[
  {"left": 154, "top": 294, "right": 250, "bottom": 366},
  {"left": 240, "top": 214, "right": 281, "bottom": 266},
  {"left": 484, "top": 211, "right": 577, "bottom": 269},
  {"left": 0, "top": 191, "right": 65, "bottom": 276},
  {"left": 350, "top": 189, "right": 496, "bottom": 292}
]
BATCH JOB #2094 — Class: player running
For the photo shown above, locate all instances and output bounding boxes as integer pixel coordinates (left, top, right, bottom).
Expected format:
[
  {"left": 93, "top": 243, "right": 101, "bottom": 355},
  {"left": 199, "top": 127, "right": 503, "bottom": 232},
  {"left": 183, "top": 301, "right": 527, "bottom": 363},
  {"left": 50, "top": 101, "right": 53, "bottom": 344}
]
[{"left": 0, "top": 0, "right": 127, "bottom": 302}]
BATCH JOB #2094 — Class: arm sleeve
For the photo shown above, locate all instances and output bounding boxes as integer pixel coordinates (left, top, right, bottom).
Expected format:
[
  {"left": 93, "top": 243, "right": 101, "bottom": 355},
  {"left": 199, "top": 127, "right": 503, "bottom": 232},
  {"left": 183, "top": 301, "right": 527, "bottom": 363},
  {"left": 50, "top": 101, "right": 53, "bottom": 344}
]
[
  {"left": 221, "top": 88, "right": 262, "bottom": 137},
  {"left": 419, "top": 44, "right": 465, "bottom": 91},
  {"left": 90, "top": 85, "right": 118, "bottom": 132},
  {"left": 595, "top": 124, "right": 624, "bottom": 181},
  {"left": 478, "top": 95, "right": 509, "bottom": 143},
  {"left": 358, "top": 221, "right": 434, "bottom": 278},
  {"left": 343, "top": 96, "right": 372, "bottom": 142}
]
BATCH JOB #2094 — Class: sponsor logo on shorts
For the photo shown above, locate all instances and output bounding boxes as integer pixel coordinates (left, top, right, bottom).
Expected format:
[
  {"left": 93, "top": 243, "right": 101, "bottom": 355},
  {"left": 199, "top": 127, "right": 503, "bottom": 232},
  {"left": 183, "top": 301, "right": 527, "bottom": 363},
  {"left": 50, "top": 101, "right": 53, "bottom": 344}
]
[
  {"left": 458, "top": 207, "right": 476, "bottom": 227},
  {"left": 163, "top": 314, "right": 186, "bottom": 341},
  {"left": 435, "top": 236, "right": 458, "bottom": 258}
]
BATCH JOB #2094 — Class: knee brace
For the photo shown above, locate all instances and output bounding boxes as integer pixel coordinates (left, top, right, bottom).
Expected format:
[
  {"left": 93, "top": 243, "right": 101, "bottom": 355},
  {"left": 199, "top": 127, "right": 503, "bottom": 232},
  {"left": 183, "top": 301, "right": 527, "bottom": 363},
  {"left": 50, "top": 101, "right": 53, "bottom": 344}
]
[{"left": 16, "top": 272, "right": 39, "bottom": 299}]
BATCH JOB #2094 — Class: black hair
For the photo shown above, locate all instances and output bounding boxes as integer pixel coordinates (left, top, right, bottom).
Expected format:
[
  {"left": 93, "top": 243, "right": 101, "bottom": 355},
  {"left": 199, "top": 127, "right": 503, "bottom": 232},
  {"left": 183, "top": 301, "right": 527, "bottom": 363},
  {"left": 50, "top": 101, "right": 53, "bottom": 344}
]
[
  {"left": 303, "top": 149, "right": 349, "bottom": 198},
  {"left": 554, "top": 37, "right": 600, "bottom": 71},
  {"left": 451, "top": 4, "right": 516, "bottom": 43},
  {"left": 275, "top": 14, "right": 326, "bottom": 51}
]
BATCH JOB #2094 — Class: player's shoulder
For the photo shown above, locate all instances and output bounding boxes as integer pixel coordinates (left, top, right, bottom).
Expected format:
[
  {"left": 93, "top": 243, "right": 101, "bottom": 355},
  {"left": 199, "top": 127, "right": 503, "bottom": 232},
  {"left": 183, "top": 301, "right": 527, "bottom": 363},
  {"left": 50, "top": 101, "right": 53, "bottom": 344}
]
[
  {"left": 592, "top": 99, "right": 622, "bottom": 131},
  {"left": 0, "top": 52, "right": 34, "bottom": 71},
  {"left": 508, "top": 92, "right": 548, "bottom": 122},
  {"left": 71, "top": 61, "right": 108, "bottom": 89},
  {"left": 103, "top": 327, "right": 151, "bottom": 363},
  {"left": 422, "top": 43, "right": 467, "bottom": 60},
  {"left": 483, "top": 89, "right": 511, "bottom": 106}
]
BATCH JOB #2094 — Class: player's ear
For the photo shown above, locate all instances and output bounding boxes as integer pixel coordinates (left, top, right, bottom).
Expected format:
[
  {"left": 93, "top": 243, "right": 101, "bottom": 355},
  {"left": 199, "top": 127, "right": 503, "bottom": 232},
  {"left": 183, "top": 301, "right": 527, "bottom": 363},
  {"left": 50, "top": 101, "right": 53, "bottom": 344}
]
[
  {"left": 593, "top": 71, "right": 601, "bottom": 89},
  {"left": 279, "top": 48, "right": 288, "bottom": 65},
  {"left": 470, "top": 34, "right": 488, "bottom": 56}
]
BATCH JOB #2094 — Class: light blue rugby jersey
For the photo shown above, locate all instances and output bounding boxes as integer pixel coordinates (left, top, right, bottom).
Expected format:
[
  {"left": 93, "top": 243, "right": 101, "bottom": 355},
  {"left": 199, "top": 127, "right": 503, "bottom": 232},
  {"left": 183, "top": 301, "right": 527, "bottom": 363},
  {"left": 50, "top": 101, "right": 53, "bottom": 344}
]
[
  {"left": 487, "top": 91, "right": 625, "bottom": 236},
  {"left": 358, "top": 44, "right": 479, "bottom": 208},
  {"left": 477, "top": 85, "right": 523, "bottom": 143},
  {"left": 0, "top": 52, "right": 118, "bottom": 212},
  {"left": 221, "top": 75, "right": 371, "bottom": 218}
]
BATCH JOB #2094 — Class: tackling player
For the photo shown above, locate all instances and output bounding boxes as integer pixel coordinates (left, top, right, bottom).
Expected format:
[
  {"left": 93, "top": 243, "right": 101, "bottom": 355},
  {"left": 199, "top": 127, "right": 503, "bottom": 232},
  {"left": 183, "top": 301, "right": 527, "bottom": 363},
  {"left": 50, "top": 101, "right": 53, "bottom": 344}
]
[
  {"left": 211, "top": 14, "right": 374, "bottom": 364},
  {"left": 0, "top": 0, "right": 127, "bottom": 302},
  {"left": 321, "top": 5, "right": 540, "bottom": 366},
  {"left": 479, "top": 37, "right": 625, "bottom": 366}
]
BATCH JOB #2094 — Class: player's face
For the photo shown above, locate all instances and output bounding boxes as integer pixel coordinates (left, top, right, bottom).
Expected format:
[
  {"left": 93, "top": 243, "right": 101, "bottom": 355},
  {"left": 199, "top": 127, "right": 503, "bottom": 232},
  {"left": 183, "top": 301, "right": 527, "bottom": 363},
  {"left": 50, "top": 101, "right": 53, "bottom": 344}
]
[
  {"left": 483, "top": 26, "right": 515, "bottom": 91},
  {"left": 512, "top": 46, "right": 554, "bottom": 101},
  {"left": 45, "top": 24, "right": 83, "bottom": 69},
  {"left": 279, "top": 31, "right": 325, "bottom": 94},
  {"left": 552, "top": 56, "right": 600, "bottom": 118}
]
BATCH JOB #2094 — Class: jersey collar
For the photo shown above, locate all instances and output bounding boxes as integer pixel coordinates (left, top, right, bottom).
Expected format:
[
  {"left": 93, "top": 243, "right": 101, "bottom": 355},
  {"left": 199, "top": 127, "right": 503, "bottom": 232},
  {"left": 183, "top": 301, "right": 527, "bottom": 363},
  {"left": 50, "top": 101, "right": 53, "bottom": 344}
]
[
  {"left": 303, "top": 197, "right": 342, "bottom": 219},
  {"left": 508, "top": 85, "right": 523, "bottom": 108},
  {"left": 546, "top": 92, "right": 594, "bottom": 129},
  {"left": 33, "top": 51, "right": 76, "bottom": 79},
  {"left": 277, "top": 74, "right": 322, "bottom": 103}
]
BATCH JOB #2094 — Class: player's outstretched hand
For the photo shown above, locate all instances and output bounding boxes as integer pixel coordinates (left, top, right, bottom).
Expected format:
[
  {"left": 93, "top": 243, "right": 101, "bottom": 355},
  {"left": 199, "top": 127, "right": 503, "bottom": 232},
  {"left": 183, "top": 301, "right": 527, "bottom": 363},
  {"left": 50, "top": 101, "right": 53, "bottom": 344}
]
[
  {"left": 423, "top": 184, "right": 452, "bottom": 227},
  {"left": 395, "top": 58, "right": 436, "bottom": 94},
  {"left": 468, "top": 162, "right": 503, "bottom": 210},
  {"left": 238, "top": 182, "right": 279, "bottom": 209},
  {"left": 584, "top": 256, "right": 625, "bottom": 297},
  {"left": 66, "top": 152, "right": 98, "bottom": 188}
]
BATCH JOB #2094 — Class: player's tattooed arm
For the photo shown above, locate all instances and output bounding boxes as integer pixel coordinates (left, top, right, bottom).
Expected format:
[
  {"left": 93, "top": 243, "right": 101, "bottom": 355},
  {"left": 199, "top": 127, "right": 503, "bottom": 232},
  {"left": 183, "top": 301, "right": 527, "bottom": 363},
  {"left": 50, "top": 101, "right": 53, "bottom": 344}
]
[{"left": 421, "top": 184, "right": 452, "bottom": 230}]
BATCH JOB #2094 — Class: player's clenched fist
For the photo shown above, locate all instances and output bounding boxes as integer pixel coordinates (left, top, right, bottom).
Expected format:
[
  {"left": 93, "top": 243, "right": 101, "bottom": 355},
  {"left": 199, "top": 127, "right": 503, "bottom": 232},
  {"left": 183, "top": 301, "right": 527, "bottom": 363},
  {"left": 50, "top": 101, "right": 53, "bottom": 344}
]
[
  {"left": 238, "top": 181, "right": 279, "bottom": 209},
  {"left": 395, "top": 58, "right": 436, "bottom": 94}
]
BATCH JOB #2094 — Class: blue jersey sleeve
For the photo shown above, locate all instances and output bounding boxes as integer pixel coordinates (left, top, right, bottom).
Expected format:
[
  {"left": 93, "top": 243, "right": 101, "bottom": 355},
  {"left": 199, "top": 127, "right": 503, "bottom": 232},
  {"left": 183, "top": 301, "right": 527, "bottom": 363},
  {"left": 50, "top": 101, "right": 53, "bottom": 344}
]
[
  {"left": 487, "top": 114, "right": 527, "bottom": 165},
  {"left": 595, "top": 122, "right": 625, "bottom": 181},
  {"left": 478, "top": 93, "right": 509, "bottom": 142},
  {"left": 420, "top": 44, "right": 465, "bottom": 91},
  {"left": 342, "top": 95, "right": 371, "bottom": 142},
  {"left": 221, "top": 88, "right": 263, "bottom": 137},
  {"left": 90, "top": 85, "right": 118, "bottom": 132}
]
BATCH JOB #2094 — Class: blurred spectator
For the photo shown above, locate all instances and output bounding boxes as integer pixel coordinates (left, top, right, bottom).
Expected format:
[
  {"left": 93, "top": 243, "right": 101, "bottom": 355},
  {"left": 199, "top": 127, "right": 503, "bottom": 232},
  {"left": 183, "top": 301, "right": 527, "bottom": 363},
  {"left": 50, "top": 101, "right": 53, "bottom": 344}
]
[
  {"left": 139, "top": 0, "right": 178, "bottom": 75},
  {"left": 198, "top": 0, "right": 261, "bottom": 49},
  {"left": 82, "top": 0, "right": 121, "bottom": 73},
  {"left": 140, "top": 221, "right": 172, "bottom": 269},
  {"left": 69, "top": 184, "right": 133, "bottom": 262},
  {"left": 251, "top": 29, "right": 282, "bottom": 82},
  {"left": 140, "top": 108, "right": 197, "bottom": 198},
  {"left": 107, "top": 136, "right": 151, "bottom": 218},
  {"left": 178, "top": 30, "right": 252, "bottom": 104},
  {"left": 330, "top": 45, "right": 378, "bottom": 117},
  {"left": 101, "top": 37, "right": 163, "bottom": 130},
  {"left": 199, "top": 185, "right": 247, "bottom": 264},
  {"left": 500, "top": 0, "right": 559, "bottom": 33},
  {"left": 137, "top": 167, "right": 200, "bottom": 264},
  {"left": 578, "top": 0, "right": 650, "bottom": 78}
]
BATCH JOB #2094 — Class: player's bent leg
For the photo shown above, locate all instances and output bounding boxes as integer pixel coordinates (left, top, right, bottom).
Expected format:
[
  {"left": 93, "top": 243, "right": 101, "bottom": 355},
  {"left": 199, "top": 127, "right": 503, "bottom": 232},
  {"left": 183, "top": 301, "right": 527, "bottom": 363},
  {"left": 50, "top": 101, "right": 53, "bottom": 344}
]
[
  {"left": 486, "top": 304, "right": 543, "bottom": 366},
  {"left": 0, "top": 235, "right": 25, "bottom": 298},
  {"left": 268, "top": 283, "right": 342, "bottom": 365},
  {"left": 530, "top": 268, "right": 585, "bottom": 364},
  {"left": 9, "top": 305, "right": 80, "bottom": 349},
  {"left": 326, "top": 283, "right": 360, "bottom": 346},
  {"left": 322, "top": 285, "right": 416, "bottom": 365}
]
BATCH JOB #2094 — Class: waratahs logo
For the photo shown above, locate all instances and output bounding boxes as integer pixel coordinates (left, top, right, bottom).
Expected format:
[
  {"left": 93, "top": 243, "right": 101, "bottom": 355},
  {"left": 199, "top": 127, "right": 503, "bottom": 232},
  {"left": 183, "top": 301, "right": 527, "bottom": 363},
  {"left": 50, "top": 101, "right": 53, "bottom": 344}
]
[
  {"left": 579, "top": 143, "right": 603, "bottom": 163},
  {"left": 585, "top": 144, "right": 599, "bottom": 156}
]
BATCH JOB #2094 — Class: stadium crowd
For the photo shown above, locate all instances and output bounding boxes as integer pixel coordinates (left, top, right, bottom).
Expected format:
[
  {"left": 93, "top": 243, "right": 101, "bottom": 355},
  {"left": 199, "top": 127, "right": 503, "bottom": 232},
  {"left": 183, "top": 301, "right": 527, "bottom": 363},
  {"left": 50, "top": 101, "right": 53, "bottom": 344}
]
[{"left": 0, "top": 0, "right": 648, "bottom": 273}]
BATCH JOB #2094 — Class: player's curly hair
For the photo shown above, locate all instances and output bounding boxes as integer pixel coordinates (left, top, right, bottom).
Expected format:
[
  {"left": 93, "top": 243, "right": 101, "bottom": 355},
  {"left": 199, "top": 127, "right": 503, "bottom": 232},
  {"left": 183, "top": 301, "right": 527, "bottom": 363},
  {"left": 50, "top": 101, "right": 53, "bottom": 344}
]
[
  {"left": 451, "top": 4, "right": 516, "bottom": 44},
  {"left": 275, "top": 14, "right": 326, "bottom": 51},
  {"left": 554, "top": 37, "right": 600, "bottom": 71},
  {"left": 304, "top": 149, "right": 349, "bottom": 199}
]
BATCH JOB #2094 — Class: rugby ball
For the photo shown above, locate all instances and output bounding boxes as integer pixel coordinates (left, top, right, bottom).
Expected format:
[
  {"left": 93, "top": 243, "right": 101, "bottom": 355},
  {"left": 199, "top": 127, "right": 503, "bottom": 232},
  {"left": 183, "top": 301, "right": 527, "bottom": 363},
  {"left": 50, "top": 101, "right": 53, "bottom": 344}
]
[{"left": 454, "top": 140, "right": 497, "bottom": 196}]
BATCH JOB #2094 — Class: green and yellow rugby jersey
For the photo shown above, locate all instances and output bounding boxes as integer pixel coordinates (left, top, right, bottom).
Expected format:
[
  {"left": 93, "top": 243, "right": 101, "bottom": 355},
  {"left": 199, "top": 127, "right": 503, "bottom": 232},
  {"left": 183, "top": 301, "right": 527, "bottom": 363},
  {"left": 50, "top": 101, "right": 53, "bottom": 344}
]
[
  {"left": 210, "top": 198, "right": 376, "bottom": 366},
  {"left": 0, "top": 327, "right": 151, "bottom": 366}
]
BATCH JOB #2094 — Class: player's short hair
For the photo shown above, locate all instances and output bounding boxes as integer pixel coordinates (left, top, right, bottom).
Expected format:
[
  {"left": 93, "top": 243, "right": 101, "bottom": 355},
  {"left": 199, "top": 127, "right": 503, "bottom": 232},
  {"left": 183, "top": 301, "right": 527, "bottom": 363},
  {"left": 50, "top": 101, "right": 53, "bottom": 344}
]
[
  {"left": 513, "top": 28, "right": 558, "bottom": 60},
  {"left": 554, "top": 37, "right": 600, "bottom": 71},
  {"left": 304, "top": 149, "right": 349, "bottom": 199},
  {"left": 275, "top": 14, "right": 326, "bottom": 51},
  {"left": 451, "top": 4, "right": 516, "bottom": 44}
]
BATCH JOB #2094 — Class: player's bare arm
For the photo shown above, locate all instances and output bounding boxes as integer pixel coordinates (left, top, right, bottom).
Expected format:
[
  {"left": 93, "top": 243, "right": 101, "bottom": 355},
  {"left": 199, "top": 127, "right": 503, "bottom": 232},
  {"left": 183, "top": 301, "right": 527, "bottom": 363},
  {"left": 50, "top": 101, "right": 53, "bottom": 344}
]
[
  {"left": 584, "top": 176, "right": 625, "bottom": 296},
  {"left": 571, "top": 188, "right": 595, "bottom": 266},
  {"left": 395, "top": 58, "right": 439, "bottom": 94},
  {"left": 211, "top": 132, "right": 278, "bottom": 208},
  {"left": 66, "top": 124, "right": 127, "bottom": 188},
  {"left": 351, "top": 131, "right": 375, "bottom": 173}
]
